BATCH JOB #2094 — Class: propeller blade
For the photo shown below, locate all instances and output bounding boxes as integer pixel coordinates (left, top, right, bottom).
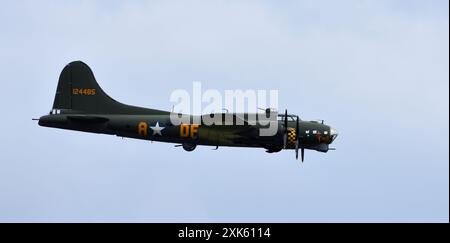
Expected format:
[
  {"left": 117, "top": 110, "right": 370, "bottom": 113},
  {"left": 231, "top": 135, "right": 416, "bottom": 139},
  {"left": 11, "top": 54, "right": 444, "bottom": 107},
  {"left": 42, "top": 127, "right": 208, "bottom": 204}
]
[
  {"left": 284, "top": 109, "right": 288, "bottom": 130},
  {"left": 301, "top": 148, "right": 305, "bottom": 162},
  {"left": 295, "top": 116, "right": 300, "bottom": 160},
  {"left": 283, "top": 109, "right": 288, "bottom": 149}
]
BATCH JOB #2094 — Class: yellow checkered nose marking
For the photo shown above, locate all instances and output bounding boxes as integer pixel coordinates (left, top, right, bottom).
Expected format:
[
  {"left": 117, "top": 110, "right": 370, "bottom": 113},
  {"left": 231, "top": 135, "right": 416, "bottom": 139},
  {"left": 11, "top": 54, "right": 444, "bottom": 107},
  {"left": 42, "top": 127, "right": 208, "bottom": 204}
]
[{"left": 287, "top": 128, "right": 296, "bottom": 148}]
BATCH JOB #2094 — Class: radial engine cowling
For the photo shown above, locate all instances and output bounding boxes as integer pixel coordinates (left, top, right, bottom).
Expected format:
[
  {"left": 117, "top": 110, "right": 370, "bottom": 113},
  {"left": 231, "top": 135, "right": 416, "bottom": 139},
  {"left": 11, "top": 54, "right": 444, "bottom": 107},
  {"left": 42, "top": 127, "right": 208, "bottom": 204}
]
[{"left": 182, "top": 143, "right": 197, "bottom": 152}]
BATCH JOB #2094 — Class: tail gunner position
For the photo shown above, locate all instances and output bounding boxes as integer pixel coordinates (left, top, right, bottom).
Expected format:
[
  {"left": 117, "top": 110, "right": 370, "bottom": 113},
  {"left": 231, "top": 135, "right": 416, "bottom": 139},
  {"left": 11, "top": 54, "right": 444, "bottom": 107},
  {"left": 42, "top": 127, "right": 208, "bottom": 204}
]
[{"left": 37, "top": 61, "right": 338, "bottom": 162}]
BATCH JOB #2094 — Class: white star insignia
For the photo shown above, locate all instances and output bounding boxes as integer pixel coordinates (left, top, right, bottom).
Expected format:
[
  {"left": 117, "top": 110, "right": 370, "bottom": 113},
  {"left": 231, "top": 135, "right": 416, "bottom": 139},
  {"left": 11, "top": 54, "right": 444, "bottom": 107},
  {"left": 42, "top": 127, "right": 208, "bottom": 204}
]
[{"left": 150, "top": 121, "right": 165, "bottom": 136}]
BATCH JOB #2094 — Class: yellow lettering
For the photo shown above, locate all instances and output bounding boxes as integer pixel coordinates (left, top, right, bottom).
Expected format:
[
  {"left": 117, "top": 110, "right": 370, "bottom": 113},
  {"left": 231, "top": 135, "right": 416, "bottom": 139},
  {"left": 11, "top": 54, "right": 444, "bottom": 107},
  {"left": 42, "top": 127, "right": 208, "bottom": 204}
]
[
  {"left": 190, "top": 124, "right": 199, "bottom": 138},
  {"left": 180, "top": 124, "right": 190, "bottom": 138},
  {"left": 138, "top": 122, "right": 148, "bottom": 137},
  {"left": 180, "top": 124, "right": 200, "bottom": 138},
  {"left": 72, "top": 88, "right": 96, "bottom": 95}
]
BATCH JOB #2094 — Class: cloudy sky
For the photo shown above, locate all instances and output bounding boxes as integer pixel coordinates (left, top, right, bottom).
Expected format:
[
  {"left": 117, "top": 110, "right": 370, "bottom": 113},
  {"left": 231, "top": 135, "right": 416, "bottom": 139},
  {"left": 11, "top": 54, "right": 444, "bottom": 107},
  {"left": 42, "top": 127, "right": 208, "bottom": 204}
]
[{"left": 0, "top": 0, "right": 448, "bottom": 222}]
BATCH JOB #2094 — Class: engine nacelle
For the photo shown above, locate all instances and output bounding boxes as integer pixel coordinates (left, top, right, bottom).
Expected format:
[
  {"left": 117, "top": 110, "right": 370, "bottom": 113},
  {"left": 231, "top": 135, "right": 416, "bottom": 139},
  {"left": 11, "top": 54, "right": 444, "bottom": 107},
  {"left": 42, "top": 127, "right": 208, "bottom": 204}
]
[{"left": 182, "top": 143, "right": 197, "bottom": 152}]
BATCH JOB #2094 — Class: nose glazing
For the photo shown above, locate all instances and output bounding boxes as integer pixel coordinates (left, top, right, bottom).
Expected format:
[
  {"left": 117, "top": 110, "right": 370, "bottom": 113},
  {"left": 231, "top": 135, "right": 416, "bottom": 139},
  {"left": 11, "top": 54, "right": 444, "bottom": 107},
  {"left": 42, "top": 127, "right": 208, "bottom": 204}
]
[{"left": 330, "top": 127, "right": 338, "bottom": 142}]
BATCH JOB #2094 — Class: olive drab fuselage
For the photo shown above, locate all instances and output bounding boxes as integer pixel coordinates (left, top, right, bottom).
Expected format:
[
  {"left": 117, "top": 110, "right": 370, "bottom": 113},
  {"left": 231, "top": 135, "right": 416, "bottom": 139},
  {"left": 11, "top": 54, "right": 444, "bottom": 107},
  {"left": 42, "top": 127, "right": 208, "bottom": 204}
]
[{"left": 38, "top": 61, "right": 338, "bottom": 160}]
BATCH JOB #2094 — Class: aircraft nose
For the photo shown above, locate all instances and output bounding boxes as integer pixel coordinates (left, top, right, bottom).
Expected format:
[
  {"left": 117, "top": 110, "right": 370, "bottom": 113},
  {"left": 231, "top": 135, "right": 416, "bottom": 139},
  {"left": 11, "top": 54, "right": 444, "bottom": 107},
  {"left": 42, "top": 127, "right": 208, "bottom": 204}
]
[{"left": 330, "top": 127, "right": 338, "bottom": 142}]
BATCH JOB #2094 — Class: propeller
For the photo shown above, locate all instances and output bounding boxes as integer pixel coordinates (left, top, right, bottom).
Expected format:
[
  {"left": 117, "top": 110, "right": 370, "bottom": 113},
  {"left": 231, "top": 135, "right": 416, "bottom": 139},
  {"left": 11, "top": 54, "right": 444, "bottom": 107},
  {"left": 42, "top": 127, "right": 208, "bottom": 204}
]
[
  {"left": 295, "top": 116, "right": 299, "bottom": 160},
  {"left": 283, "top": 109, "right": 288, "bottom": 149},
  {"left": 283, "top": 111, "right": 305, "bottom": 162},
  {"left": 301, "top": 148, "right": 305, "bottom": 162},
  {"left": 295, "top": 115, "right": 303, "bottom": 162},
  {"left": 293, "top": 115, "right": 305, "bottom": 162}
]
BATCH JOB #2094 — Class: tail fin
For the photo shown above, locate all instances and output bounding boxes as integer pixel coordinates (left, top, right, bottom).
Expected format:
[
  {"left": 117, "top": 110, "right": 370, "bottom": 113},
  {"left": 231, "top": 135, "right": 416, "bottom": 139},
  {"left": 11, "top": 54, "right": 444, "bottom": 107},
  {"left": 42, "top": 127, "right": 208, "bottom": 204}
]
[{"left": 52, "top": 61, "right": 167, "bottom": 115}]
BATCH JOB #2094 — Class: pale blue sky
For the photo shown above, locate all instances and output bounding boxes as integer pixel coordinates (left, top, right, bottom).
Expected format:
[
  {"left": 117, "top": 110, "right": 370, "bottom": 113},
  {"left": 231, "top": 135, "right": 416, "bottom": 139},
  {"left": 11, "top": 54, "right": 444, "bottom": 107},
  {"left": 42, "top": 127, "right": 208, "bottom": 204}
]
[{"left": 0, "top": 0, "right": 448, "bottom": 222}]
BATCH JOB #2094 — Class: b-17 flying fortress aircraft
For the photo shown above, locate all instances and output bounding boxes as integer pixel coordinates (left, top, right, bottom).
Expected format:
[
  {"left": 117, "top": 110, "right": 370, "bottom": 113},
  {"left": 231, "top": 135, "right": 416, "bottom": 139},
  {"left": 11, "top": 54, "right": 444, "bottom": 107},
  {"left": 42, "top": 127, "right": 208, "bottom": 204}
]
[{"left": 37, "top": 61, "right": 338, "bottom": 162}]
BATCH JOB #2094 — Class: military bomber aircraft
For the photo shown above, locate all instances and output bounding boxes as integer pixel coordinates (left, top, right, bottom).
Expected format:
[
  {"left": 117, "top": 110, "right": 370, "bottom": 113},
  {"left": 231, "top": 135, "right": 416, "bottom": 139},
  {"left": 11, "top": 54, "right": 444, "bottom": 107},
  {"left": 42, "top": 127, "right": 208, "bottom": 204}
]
[{"left": 37, "top": 61, "right": 338, "bottom": 162}]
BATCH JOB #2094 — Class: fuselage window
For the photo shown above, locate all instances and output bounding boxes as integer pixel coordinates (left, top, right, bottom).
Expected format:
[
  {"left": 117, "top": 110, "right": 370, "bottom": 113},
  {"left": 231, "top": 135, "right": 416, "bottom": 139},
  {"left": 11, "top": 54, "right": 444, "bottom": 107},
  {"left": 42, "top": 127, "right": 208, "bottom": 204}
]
[
  {"left": 50, "top": 109, "right": 60, "bottom": 115},
  {"left": 277, "top": 115, "right": 296, "bottom": 122}
]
